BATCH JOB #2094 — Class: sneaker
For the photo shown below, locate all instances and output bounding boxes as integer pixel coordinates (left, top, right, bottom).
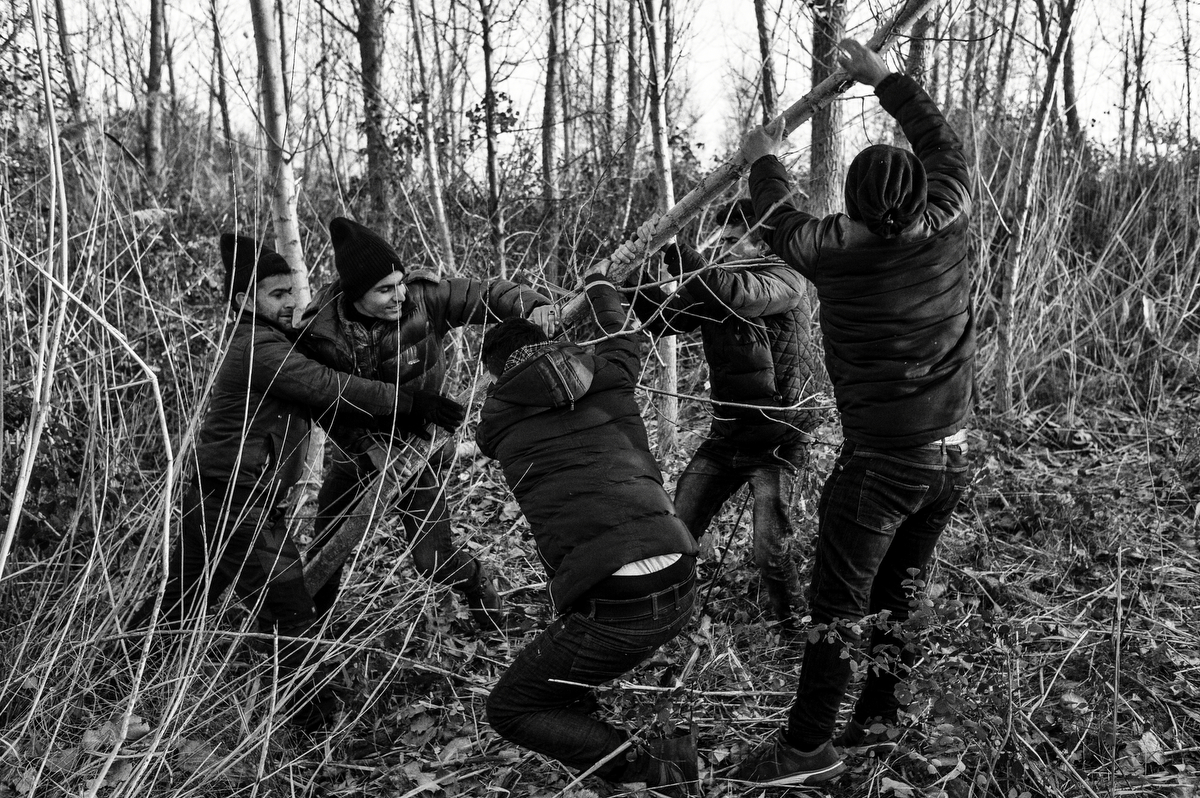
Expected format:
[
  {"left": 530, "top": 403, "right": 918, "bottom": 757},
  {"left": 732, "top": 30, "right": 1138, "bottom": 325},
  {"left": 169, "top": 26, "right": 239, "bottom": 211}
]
[{"left": 732, "top": 734, "right": 845, "bottom": 786}]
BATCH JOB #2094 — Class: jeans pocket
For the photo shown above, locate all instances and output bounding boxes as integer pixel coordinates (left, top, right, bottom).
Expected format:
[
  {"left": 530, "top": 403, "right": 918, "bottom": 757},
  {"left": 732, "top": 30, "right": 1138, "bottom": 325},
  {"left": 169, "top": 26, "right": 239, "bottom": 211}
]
[{"left": 857, "top": 470, "right": 929, "bottom": 533}]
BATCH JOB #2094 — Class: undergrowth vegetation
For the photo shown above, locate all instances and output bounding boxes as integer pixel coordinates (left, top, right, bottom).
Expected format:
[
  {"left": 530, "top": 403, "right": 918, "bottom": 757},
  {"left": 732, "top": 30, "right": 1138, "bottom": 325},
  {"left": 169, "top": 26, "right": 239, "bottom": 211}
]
[{"left": 3, "top": 37, "right": 1200, "bottom": 798}]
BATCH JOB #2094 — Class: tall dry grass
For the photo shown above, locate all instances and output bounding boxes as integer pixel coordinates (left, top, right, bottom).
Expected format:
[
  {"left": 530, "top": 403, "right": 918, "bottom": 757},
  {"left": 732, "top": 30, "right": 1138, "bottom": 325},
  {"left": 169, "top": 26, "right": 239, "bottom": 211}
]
[{"left": 3, "top": 60, "right": 1199, "bottom": 796}]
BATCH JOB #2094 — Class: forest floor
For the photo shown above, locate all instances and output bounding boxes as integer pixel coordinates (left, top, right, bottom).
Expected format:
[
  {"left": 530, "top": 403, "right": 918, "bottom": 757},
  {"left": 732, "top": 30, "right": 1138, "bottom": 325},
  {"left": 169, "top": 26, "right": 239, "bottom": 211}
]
[{"left": 3, "top": 391, "right": 1200, "bottom": 798}]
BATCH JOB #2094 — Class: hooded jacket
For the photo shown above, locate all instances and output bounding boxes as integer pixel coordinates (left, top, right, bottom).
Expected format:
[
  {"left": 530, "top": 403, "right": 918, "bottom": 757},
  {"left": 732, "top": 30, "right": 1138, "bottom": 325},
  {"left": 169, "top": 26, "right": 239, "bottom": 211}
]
[
  {"left": 748, "top": 72, "right": 975, "bottom": 448},
  {"left": 299, "top": 269, "right": 549, "bottom": 444},
  {"left": 476, "top": 280, "right": 698, "bottom": 612},
  {"left": 194, "top": 316, "right": 400, "bottom": 497},
  {"left": 631, "top": 249, "right": 822, "bottom": 447}
]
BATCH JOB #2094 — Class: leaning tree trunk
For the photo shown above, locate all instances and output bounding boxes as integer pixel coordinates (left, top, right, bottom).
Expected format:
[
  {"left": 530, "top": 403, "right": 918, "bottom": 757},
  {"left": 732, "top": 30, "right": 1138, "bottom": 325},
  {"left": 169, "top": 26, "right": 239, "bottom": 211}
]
[
  {"left": 810, "top": 0, "right": 845, "bottom": 217},
  {"left": 53, "top": 0, "right": 82, "bottom": 116},
  {"left": 754, "top": 0, "right": 779, "bottom": 123},
  {"left": 249, "top": 0, "right": 309, "bottom": 306},
  {"left": 559, "top": 0, "right": 938, "bottom": 329},
  {"left": 144, "top": 0, "right": 165, "bottom": 197},
  {"left": 357, "top": 0, "right": 395, "bottom": 238},
  {"left": 643, "top": 0, "right": 678, "bottom": 458},
  {"left": 479, "top": 0, "right": 506, "bottom": 277},
  {"left": 995, "top": 0, "right": 1077, "bottom": 413},
  {"left": 409, "top": 0, "right": 456, "bottom": 274}
]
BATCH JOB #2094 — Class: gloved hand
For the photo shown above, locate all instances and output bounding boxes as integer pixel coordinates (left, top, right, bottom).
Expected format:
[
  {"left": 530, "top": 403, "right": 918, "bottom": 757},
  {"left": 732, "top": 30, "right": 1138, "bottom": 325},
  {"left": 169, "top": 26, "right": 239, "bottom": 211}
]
[
  {"left": 410, "top": 389, "right": 466, "bottom": 432},
  {"left": 660, "top": 241, "right": 706, "bottom": 279}
]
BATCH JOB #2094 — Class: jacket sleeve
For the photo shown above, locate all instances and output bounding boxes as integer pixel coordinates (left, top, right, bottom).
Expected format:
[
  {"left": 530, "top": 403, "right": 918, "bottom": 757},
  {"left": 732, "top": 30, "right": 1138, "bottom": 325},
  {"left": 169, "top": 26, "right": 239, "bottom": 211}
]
[
  {"left": 247, "top": 331, "right": 408, "bottom": 426},
  {"left": 686, "top": 261, "right": 808, "bottom": 319},
  {"left": 876, "top": 73, "right": 972, "bottom": 232},
  {"left": 748, "top": 156, "right": 825, "bottom": 281},
  {"left": 584, "top": 276, "right": 642, "bottom": 382},
  {"left": 435, "top": 277, "right": 550, "bottom": 332},
  {"left": 627, "top": 247, "right": 708, "bottom": 336}
]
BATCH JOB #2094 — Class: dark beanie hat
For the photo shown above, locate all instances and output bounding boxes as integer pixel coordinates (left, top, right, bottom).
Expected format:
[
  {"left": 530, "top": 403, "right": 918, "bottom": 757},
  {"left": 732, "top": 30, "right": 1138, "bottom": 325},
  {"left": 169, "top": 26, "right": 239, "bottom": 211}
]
[
  {"left": 844, "top": 144, "right": 928, "bottom": 238},
  {"left": 220, "top": 233, "right": 291, "bottom": 308},
  {"left": 329, "top": 217, "right": 404, "bottom": 301}
]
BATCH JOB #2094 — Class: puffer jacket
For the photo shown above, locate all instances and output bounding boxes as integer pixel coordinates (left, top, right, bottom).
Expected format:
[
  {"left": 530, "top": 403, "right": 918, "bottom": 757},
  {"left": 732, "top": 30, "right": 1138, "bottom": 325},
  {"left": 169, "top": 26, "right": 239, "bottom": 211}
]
[
  {"left": 476, "top": 280, "right": 698, "bottom": 612},
  {"left": 749, "top": 72, "right": 975, "bottom": 449},
  {"left": 299, "top": 270, "right": 548, "bottom": 442},
  {"left": 631, "top": 248, "right": 822, "bottom": 445},
  {"left": 194, "top": 317, "right": 400, "bottom": 496}
]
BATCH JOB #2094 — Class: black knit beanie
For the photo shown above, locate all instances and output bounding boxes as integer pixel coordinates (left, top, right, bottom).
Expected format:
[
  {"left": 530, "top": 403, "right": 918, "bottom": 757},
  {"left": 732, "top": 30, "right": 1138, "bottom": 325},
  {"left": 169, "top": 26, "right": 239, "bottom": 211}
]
[
  {"left": 220, "top": 233, "right": 291, "bottom": 309},
  {"left": 329, "top": 217, "right": 404, "bottom": 301},
  {"left": 844, "top": 144, "right": 928, "bottom": 238}
]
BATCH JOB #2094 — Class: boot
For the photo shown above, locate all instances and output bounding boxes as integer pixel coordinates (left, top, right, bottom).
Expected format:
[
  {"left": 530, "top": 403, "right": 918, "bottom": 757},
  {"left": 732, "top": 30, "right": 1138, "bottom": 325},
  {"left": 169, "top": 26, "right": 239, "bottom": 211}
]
[
  {"left": 615, "top": 729, "right": 699, "bottom": 797},
  {"left": 458, "top": 562, "right": 506, "bottom": 634}
]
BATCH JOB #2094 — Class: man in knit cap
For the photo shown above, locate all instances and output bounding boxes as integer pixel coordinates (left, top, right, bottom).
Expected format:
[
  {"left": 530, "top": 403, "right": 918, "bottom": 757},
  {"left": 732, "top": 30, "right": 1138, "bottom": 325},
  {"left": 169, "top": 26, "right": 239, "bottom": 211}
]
[
  {"left": 299, "top": 217, "right": 553, "bottom": 632},
  {"left": 131, "top": 234, "right": 410, "bottom": 732},
  {"left": 476, "top": 275, "right": 700, "bottom": 797},
  {"left": 731, "top": 39, "right": 975, "bottom": 784}
]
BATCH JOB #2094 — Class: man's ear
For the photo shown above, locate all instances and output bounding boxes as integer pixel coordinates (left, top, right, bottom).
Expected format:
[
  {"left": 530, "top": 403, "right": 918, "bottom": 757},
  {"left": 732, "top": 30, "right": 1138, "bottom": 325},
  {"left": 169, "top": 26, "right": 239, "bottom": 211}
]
[{"left": 234, "top": 290, "right": 249, "bottom": 309}]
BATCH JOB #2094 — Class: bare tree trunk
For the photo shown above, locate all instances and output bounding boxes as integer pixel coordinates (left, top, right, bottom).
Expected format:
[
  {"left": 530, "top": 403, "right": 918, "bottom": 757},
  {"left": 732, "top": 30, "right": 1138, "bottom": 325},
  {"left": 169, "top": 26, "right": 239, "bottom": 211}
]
[
  {"left": 1129, "top": 0, "right": 1149, "bottom": 164},
  {"left": 211, "top": 0, "right": 236, "bottom": 202},
  {"left": 53, "top": 0, "right": 82, "bottom": 117},
  {"left": 643, "top": 0, "right": 678, "bottom": 457},
  {"left": 995, "top": 0, "right": 1077, "bottom": 413},
  {"left": 249, "top": 0, "right": 310, "bottom": 306},
  {"left": 810, "top": 0, "right": 845, "bottom": 216},
  {"left": 896, "top": 12, "right": 930, "bottom": 143},
  {"left": 409, "top": 0, "right": 456, "bottom": 273},
  {"left": 992, "top": 1, "right": 1021, "bottom": 122},
  {"left": 558, "top": 0, "right": 573, "bottom": 184},
  {"left": 479, "top": 0, "right": 506, "bottom": 277},
  {"left": 603, "top": 0, "right": 616, "bottom": 164},
  {"left": 754, "top": 0, "right": 778, "bottom": 123},
  {"left": 542, "top": 0, "right": 562, "bottom": 284},
  {"left": 275, "top": 0, "right": 292, "bottom": 109},
  {"left": 145, "top": 0, "right": 165, "bottom": 196},
  {"left": 357, "top": 0, "right": 395, "bottom": 237},
  {"left": 960, "top": 3, "right": 976, "bottom": 108},
  {"left": 618, "top": 0, "right": 643, "bottom": 233},
  {"left": 1060, "top": 0, "right": 1081, "bottom": 144}
]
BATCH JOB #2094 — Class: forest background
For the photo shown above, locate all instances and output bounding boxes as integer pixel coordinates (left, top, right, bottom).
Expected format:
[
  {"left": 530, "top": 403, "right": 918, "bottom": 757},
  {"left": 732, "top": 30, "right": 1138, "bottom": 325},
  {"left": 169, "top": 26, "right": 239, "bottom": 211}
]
[{"left": 2, "top": 0, "right": 1199, "bottom": 795}]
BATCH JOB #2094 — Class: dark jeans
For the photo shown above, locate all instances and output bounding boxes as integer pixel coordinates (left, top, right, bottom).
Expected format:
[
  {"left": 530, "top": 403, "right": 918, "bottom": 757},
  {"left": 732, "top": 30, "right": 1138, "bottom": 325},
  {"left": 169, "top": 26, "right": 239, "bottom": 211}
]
[
  {"left": 785, "top": 439, "right": 970, "bottom": 750},
  {"left": 312, "top": 445, "right": 477, "bottom": 613},
  {"left": 130, "top": 477, "right": 320, "bottom": 670},
  {"left": 486, "top": 565, "right": 696, "bottom": 778},
  {"left": 674, "top": 434, "right": 806, "bottom": 587}
]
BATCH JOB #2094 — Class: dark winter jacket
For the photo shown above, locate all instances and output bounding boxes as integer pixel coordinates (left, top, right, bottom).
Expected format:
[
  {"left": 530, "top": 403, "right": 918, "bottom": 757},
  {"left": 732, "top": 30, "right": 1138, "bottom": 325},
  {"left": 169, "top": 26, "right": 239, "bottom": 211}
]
[
  {"left": 299, "top": 270, "right": 549, "bottom": 444},
  {"left": 749, "top": 73, "right": 975, "bottom": 449},
  {"left": 194, "top": 317, "right": 400, "bottom": 497},
  {"left": 631, "top": 248, "right": 822, "bottom": 447},
  {"left": 476, "top": 280, "right": 698, "bottom": 612}
]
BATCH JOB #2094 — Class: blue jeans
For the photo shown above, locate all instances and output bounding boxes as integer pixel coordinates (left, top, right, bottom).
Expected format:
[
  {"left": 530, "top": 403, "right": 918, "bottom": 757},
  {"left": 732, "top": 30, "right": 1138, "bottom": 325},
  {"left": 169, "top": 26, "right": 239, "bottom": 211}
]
[
  {"left": 785, "top": 439, "right": 970, "bottom": 750},
  {"left": 486, "top": 567, "right": 696, "bottom": 778},
  {"left": 674, "top": 435, "right": 806, "bottom": 589}
]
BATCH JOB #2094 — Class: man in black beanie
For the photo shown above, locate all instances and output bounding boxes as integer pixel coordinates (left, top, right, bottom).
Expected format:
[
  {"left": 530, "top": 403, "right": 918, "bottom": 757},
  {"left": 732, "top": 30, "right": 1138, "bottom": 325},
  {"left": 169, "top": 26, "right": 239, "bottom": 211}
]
[
  {"left": 299, "top": 217, "right": 554, "bottom": 633},
  {"left": 131, "top": 234, "right": 413, "bottom": 732},
  {"left": 731, "top": 38, "right": 975, "bottom": 784}
]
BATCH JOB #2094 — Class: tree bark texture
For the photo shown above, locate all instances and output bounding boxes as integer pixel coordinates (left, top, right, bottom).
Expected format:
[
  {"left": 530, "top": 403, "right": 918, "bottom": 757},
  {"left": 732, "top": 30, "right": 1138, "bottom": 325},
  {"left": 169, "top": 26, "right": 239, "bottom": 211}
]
[
  {"left": 479, "top": 0, "right": 507, "bottom": 277},
  {"left": 754, "top": 0, "right": 778, "bottom": 123},
  {"left": 409, "top": 0, "right": 456, "bottom": 273},
  {"left": 810, "top": 0, "right": 845, "bottom": 217},
  {"left": 145, "top": 0, "right": 165, "bottom": 195},
  {"left": 542, "top": 0, "right": 563, "bottom": 284},
  {"left": 357, "top": 0, "right": 395, "bottom": 238},
  {"left": 249, "top": 0, "right": 310, "bottom": 307}
]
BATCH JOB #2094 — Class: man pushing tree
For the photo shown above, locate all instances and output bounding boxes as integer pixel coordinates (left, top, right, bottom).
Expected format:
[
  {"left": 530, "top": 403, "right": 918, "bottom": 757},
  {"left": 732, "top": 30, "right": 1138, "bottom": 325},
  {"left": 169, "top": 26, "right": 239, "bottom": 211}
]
[{"left": 732, "top": 37, "right": 976, "bottom": 785}]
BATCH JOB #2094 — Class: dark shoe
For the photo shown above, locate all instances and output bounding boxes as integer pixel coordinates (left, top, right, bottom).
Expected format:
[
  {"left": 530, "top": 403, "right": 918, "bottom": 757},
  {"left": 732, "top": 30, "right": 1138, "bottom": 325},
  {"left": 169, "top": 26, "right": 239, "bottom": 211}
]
[
  {"left": 616, "top": 729, "right": 699, "bottom": 797},
  {"left": 732, "top": 734, "right": 844, "bottom": 786},
  {"left": 459, "top": 564, "right": 506, "bottom": 634},
  {"left": 835, "top": 718, "right": 907, "bottom": 755}
]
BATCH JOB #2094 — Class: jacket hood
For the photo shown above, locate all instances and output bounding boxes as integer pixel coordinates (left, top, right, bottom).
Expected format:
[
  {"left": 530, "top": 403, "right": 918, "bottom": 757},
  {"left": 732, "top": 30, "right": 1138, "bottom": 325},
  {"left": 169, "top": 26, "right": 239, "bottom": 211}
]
[{"left": 490, "top": 345, "right": 595, "bottom": 409}]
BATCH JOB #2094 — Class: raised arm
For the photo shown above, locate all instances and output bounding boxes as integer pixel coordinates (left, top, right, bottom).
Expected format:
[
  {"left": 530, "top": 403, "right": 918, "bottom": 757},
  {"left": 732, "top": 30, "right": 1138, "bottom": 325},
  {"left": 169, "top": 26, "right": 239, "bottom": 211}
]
[
  {"left": 582, "top": 275, "right": 642, "bottom": 382},
  {"left": 437, "top": 276, "right": 550, "bottom": 331}
]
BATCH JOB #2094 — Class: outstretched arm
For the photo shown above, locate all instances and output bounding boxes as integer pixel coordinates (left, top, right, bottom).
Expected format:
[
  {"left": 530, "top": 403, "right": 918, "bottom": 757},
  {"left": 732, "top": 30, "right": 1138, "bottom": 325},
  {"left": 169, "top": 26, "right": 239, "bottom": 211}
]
[{"left": 582, "top": 275, "right": 643, "bottom": 382}]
